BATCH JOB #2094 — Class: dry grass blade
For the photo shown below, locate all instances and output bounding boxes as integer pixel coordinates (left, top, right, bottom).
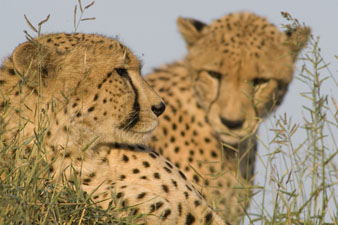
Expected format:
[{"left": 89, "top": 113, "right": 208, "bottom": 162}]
[
  {"left": 332, "top": 97, "right": 338, "bottom": 115},
  {"left": 38, "top": 14, "right": 50, "bottom": 27},
  {"left": 73, "top": 5, "right": 77, "bottom": 32},
  {"left": 78, "top": 205, "right": 86, "bottom": 225},
  {"left": 81, "top": 17, "right": 96, "bottom": 22},
  {"left": 85, "top": 1, "right": 95, "bottom": 9},
  {"left": 24, "top": 14, "right": 38, "bottom": 33},
  {"left": 77, "top": 0, "right": 83, "bottom": 13},
  {"left": 73, "top": 0, "right": 95, "bottom": 32},
  {"left": 23, "top": 30, "right": 34, "bottom": 41}
]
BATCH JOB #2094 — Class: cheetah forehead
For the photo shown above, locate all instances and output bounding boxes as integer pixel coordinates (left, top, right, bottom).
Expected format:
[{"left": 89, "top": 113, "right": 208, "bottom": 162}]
[
  {"left": 37, "top": 33, "right": 141, "bottom": 69},
  {"left": 203, "top": 12, "right": 282, "bottom": 48},
  {"left": 196, "top": 12, "right": 285, "bottom": 53},
  {"left": 186, "top": 12, "right": 302, "bottom": 82}
]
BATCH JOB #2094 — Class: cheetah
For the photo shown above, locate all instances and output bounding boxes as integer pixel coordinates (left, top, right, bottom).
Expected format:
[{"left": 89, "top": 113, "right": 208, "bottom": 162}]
[
  {"left": 0, "top": 33, "right": 226, "bottom": 225},
  {"left": 146, "top": 12, "right": 310, "bottom": 224}
]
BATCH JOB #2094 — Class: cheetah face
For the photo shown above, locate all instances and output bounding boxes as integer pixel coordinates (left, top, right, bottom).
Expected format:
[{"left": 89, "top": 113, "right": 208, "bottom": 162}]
[
  {"left": 67, "top": 66, "right": 165, "bottom": 144},
  {"left": 11, "top": 34, "right": 165, "bottom": 144},
  {"left": 60, "top": 42, "right": 165, "bottom": 144},
  {"left": 177, "top": 13, "right": 310, "bottom": 144}
]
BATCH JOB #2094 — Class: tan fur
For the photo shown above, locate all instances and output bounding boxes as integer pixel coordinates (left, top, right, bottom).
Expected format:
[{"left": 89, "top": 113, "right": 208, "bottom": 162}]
[
  {"left": 146, "top": 12, "right": 310, "bottom": 224},
  {"left": 0, "top": 33, "right": 225, "bottom": 225}
]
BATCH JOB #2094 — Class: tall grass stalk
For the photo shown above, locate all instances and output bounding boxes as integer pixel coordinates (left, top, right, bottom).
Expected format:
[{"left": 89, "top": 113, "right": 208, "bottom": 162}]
[{"left": 246, "top": 14, "right": 338, "bottom": 225}]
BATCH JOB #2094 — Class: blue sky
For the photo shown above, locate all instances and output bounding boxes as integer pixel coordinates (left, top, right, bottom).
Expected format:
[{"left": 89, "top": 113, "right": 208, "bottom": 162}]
[{"left": 1, "top": 0, "right": 337, "bottom": 223}]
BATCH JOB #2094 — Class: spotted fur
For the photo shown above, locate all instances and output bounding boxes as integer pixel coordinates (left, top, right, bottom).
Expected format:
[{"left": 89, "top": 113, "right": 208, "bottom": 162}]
[
  {"left": 146, "top": 12, "right": 310, "bottom": 224},
  {"left": 0, "top": 33, "right": 225, "bottom": 225}
]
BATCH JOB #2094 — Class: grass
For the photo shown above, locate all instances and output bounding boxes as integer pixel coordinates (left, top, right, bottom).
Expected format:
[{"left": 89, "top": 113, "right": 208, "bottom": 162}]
[
  {"left": 244, "top": 13, "right": 338, "bottom": 225},
  {"left": 0, "top": 2, "right": 139, "bottom": 224},
  {"left": 0, "top": 4, "right": 337, "bottom": 225}
]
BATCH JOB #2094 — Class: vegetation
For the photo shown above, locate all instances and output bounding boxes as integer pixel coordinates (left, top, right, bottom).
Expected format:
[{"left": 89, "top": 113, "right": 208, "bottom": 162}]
[
  {"left": 0, "top": 1, "right": 130, "bottom": 224},
  {"left": 0, "top": 2, "right": 336, "bottom": 224},
  {"left": 245, "top": 12, "right": 338, "bottom": 225}
]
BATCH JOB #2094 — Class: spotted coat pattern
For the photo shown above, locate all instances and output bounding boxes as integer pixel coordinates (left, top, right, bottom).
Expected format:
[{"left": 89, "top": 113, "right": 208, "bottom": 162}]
[
  {"left": 0, "top": 33, "right": 226, "bottom": 225},
  {"left": 146, "top": 12, "right": 310, "bottom": 224}
]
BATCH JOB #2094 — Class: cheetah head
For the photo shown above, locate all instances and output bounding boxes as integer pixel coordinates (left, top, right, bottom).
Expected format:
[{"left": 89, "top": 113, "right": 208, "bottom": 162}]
[
  {"left": 11, "top": 33, "right": 165, "bottom": 145},
  {"left": 177, "top": 12, "right": 310, "bottom": 144}
]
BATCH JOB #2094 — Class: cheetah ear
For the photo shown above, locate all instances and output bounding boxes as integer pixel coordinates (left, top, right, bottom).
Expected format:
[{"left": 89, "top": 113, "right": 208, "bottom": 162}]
[
  {"left": 284, "top": 26, "right": 311, "bottom": 61},
  {"left": 12, "top": 39, "right": 57, "bottom": 81},
  {"left": 177, "top": 17, "right": 207, "bottom": 47}
]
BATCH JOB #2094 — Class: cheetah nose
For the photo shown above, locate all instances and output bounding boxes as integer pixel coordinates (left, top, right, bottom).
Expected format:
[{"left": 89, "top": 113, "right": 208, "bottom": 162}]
[
  {"left": 151, "top": 102, "right": 166, "bottom": 117},
  {"left": 220, "top": 116, "right": 244, "bottom": 130}
]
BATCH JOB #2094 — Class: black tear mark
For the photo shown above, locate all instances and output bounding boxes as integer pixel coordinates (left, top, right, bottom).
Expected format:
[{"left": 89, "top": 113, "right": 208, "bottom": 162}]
[{"left": 116, "top": 68, "right": 140, "bottom": 130}]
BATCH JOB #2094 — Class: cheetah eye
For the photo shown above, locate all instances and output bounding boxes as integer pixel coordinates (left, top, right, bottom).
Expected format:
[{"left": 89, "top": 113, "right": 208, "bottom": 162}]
[
  {"left": 206, "top": 70, "right": 222, "bottom": 80},
  {"left": 115, "top": 68, "right": 128, "bottom": 77},
  {"left": 253, "top": 78, "right": 269, "bottom": 86}
]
